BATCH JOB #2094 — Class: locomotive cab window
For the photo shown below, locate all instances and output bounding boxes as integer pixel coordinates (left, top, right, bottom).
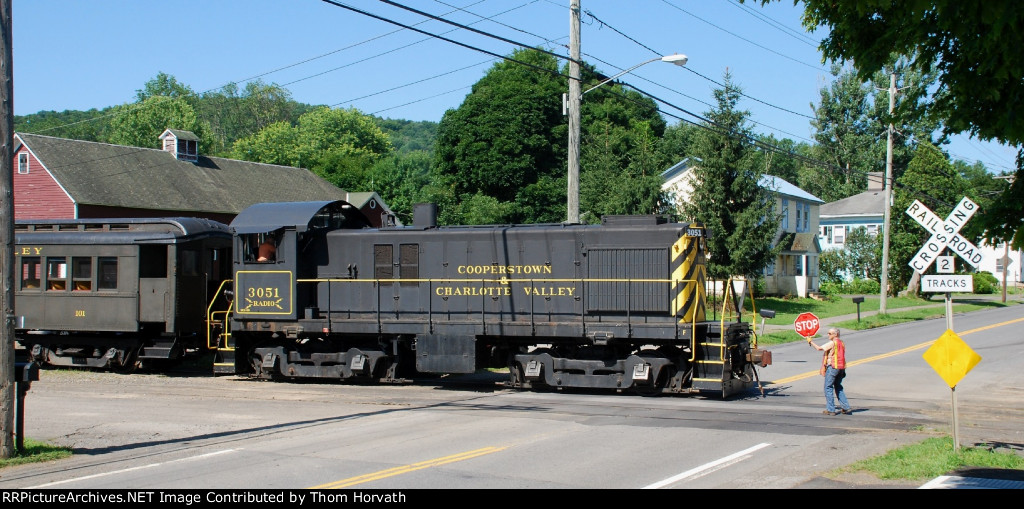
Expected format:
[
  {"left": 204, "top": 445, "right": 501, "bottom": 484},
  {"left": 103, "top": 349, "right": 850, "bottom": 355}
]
[
  {"left": 244, "top": 231, "right": 282, "bottom": 263},
  {"left": 21, "top": 256, "right": 41, "bottom": 290}
]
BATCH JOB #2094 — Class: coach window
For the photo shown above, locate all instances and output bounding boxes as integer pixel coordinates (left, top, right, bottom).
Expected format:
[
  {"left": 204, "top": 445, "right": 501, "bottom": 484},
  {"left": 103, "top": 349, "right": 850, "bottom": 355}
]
[
  {"left": 18, "top": 153, "right": 28, "bottom": 174},
  {"left": 21, "top": 257, "right": 41, "bottom": 290},
  {"left": 72, "top": 257, "right": 93, "bottom": 291},
  {"left": 47, "top": 257, "right": 68, "bottom": 291},
  {"left": 98, "top": 257, "right": 118, "bottom": 290}
]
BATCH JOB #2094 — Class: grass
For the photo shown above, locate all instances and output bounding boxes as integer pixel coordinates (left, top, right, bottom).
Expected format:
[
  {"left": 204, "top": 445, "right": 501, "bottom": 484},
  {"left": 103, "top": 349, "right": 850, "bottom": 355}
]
[
  {"left": 0, "top": 438, "right": 72, "bottom": 468},
  {"left": 842, "top": 436, "right": 1024, "bottom": 480},
  {"left": 748, "top": 294, "right": 1018, "bottom": 345}
]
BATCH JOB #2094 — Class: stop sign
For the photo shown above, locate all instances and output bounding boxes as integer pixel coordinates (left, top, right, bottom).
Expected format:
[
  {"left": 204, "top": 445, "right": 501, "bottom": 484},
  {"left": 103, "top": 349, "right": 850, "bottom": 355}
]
[{"left": 794, "top": 312, "right": 820, "bottom": 338}]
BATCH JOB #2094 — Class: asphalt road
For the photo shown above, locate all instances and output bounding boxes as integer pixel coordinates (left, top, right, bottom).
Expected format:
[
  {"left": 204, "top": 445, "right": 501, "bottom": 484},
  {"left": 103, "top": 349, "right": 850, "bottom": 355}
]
[{"left": 1, "top": 303, "right": 1021, "bottom": 490}]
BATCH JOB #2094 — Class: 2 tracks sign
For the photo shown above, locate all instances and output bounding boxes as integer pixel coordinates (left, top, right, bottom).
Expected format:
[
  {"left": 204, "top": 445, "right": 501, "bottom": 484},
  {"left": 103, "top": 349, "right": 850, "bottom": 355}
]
[{"left": 905, "top": 197, "right": 983, "bottom": 276}]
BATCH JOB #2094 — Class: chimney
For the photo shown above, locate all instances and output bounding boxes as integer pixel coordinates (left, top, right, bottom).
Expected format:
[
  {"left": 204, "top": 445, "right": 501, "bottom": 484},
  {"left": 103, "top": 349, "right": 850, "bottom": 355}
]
[
  {"left": 867, "top": 172, "right": 883, "bottom": 191},
  {"left": 159, "top": 129, "right": 199, "bottom": 162}
]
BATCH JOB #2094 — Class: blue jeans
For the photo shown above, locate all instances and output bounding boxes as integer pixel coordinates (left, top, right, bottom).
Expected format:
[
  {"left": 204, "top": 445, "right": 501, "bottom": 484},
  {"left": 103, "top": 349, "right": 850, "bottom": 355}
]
[{"left": 824, "top": 366, "right": 850, "bottom": 413}]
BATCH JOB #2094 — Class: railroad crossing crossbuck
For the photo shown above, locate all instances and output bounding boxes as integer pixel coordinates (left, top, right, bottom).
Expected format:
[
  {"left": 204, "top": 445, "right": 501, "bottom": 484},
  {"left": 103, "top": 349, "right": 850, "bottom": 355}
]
[{"left": 905, "top": 197, "right": 983, "bottom": 274}]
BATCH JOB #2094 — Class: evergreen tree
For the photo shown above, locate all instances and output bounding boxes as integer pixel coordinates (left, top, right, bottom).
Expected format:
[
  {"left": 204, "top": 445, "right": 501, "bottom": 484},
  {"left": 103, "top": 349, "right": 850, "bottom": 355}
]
[{"left": 682, "top": 72, "right": 778, "bottom": 280}]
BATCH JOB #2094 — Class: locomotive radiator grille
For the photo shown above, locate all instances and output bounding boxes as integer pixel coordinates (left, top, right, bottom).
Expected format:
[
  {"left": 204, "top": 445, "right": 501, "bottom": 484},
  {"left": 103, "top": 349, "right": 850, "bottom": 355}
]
[{"left": 670, "top": 232, "right": 706, "bottom": 322}]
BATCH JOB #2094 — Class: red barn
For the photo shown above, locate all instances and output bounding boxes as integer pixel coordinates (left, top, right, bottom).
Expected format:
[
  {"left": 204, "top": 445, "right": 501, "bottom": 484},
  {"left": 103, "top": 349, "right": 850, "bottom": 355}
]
[{"left": 13, "top": 130, "right": 398, "bottom": 227}]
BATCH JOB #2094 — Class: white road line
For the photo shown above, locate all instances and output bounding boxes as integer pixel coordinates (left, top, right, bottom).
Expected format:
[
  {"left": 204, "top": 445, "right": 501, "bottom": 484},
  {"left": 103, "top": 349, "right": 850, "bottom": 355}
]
[
  {"left": 642, "top": 442, "right": 772, "bottom": 489},
  {"left": 29, "top": 449, "right": 240, "bottom": 488}
]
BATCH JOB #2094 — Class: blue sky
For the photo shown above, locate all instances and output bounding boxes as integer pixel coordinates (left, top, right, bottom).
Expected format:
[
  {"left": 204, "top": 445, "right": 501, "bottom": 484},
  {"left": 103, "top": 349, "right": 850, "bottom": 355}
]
[{"left": 12, "top": 0, "right": 1018, "bottom": 174}]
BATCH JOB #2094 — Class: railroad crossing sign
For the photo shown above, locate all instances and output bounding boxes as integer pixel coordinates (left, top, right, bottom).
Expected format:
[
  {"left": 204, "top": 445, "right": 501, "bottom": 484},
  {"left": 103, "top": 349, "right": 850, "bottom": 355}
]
[
  {"left": 905, "top": 197, "right": 983, "bottom": 274},
  {"left": 794, "top": 312, "right": 820, "bottom": 338}
]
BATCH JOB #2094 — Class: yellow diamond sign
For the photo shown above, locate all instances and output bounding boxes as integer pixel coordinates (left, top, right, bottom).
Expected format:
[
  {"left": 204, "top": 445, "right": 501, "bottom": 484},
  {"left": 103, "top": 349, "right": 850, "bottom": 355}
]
[{"left": 922, "top": 329, "right": 982, "bottom": 388}]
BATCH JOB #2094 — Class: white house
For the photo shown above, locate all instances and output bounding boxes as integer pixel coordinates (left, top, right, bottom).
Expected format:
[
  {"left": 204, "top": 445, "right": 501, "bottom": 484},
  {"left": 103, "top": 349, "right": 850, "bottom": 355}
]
[
  {"left": 662, "top": 159, "right": 824, "bottom": 297},
  {"left": 818, "top": 173, "right": 1021, "bottom": 286}
]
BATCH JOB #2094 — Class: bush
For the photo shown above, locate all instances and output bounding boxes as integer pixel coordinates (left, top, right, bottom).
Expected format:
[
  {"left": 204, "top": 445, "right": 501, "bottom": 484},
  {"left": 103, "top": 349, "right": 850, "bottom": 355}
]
[
  {"left": 972, "top": 271, "right": 998, "bottom": 294},
  {"left": 846, "top": 278, "right": 881, "bottom": 294},
  {"left": 819, "top": 281, "right": 842, "bottom": 296}
]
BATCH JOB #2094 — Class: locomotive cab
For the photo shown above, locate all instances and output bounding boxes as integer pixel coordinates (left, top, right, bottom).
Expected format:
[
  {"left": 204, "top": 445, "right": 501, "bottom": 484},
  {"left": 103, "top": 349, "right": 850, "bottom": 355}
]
[{"left": 219, "top": 200, "right": 371, "bottom": 375}]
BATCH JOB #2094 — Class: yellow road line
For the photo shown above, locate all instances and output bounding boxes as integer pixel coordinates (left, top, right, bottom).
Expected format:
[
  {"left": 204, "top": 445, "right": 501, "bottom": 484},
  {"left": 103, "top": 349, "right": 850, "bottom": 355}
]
[
  {"left": 309, "top": 446, "right": 507, "bottom": 489},
  {"left": 768, "top": 316, "right": 1024, "bottom": 385}
]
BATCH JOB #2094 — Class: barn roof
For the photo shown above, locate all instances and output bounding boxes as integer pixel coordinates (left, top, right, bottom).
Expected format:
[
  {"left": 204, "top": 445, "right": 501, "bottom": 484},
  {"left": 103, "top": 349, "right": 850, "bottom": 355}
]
[{"left": 15, "top": 132, "right": 350, "bottom": 215}]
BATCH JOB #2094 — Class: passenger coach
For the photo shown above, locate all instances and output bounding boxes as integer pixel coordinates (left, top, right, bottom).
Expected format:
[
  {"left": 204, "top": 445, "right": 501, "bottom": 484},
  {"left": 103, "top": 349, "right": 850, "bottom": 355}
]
[{"left": 15, "top": 218, "right": 232, "bottom": 370}]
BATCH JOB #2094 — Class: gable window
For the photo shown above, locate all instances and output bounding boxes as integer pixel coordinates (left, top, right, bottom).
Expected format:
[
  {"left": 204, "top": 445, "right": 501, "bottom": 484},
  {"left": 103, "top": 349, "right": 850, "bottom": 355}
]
[{"left": 18, "top": 153, "right": 28, "bottom": 174}]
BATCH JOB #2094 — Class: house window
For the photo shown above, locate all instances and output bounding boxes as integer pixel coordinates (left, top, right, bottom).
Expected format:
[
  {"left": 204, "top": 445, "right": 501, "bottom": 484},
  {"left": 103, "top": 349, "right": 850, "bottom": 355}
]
[
  {"left": 764, "top": 259, "right": 775, "bottom": 276},
  {"left": 794, "top": 256, "right": 804, "bottom": 276},
  {"left": 821, "top": 225, "right": 833, "bottom": 242},
  {"left": 803, "top": 203, "right": 811, "bottom": 232},
  {"left": 781, "top": 199, "right": 789, "bottom": 230},
  {"left": 867, "top": 224, "right": 879, "bottom": 237},
  {"left": 18, "top": 153, "right": 28, "bottom": 174},
  {"left": 833, "top": 226, "right": 845, "bottom": 245}
]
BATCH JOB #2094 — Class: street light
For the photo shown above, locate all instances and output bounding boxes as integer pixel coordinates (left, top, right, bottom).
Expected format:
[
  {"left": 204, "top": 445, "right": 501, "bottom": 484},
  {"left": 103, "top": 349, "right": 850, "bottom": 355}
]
[
  {"left": 583, "top": 54, "right": 688, "bottom": 96},
  {"left": 565, "top": 53, "right": 688, "bottom": 223}
]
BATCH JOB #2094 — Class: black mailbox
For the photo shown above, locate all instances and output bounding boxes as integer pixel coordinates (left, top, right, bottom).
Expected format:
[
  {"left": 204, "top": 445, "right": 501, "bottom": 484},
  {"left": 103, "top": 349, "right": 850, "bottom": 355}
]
[
  {"left": 759, "top": 309, "right": 776, "bottom": 319},
  {"left": 15, "top": 362, "right": 39, "bottom": 382},
  {"left": 852, "top": 296, "right": 865, "bottom": 322}
]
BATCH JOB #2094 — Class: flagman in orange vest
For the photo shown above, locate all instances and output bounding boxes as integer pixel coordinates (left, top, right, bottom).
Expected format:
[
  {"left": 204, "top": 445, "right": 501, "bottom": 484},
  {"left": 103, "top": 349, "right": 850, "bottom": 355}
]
[{"left": 809, "top": 327, "right": 852, "bottom": 416}]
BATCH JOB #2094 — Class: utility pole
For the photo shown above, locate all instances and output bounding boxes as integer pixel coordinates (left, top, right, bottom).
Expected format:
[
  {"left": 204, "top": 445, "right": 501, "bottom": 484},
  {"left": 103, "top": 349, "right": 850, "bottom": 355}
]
[
  {"left": 0, "top": 0, "right": 15, "bottom": 459},
  {"left": 879, "top": 72, "right": 896, "bottom": 314},
  {"left": 566, "top": 0, "right": 581, "bottom": 223}
]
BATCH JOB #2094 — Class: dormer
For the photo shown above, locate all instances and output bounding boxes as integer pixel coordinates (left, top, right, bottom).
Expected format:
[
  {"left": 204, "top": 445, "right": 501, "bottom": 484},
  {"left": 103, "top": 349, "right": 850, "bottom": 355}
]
[{"left": 159, "top": 129, "right": 199, "bottom": 162}]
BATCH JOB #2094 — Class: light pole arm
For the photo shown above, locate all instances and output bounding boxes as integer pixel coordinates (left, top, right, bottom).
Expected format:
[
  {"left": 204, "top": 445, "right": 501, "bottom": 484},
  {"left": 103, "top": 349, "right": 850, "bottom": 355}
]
[
  {"left": 582, "top": 54, "right": 687, "bottom": 96},
  {"left": 583, "top": 57, "right": 661, "bottom": 96}
]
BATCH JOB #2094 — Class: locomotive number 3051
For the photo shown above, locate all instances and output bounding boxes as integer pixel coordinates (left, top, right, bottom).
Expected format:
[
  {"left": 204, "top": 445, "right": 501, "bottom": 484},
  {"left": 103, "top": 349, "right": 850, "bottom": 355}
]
[{"left": 247, "top": 287, "right": 281, "bottom": 299}]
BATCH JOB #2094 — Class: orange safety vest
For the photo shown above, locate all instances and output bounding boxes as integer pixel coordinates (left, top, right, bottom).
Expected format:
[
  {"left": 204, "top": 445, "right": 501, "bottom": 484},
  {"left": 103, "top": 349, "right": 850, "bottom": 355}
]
[{"left": 821, "top": 338, "right": 846, "bottom": 371}]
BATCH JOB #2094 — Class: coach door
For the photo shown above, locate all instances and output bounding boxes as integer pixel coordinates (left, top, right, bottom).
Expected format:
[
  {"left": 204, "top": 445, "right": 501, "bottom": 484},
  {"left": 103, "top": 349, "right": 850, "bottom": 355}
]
[{"left": 139, "top": 244, "right": 171, "bottom": 328}]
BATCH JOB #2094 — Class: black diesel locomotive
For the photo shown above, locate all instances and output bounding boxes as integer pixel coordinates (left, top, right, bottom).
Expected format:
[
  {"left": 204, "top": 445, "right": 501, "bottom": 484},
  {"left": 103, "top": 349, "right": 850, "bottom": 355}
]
[
  {"left": 212, "top": 200, "right": 771, "bottom": 397},
  {"left": 13, "top": 218, "right": 232, "bottom": 370}
]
